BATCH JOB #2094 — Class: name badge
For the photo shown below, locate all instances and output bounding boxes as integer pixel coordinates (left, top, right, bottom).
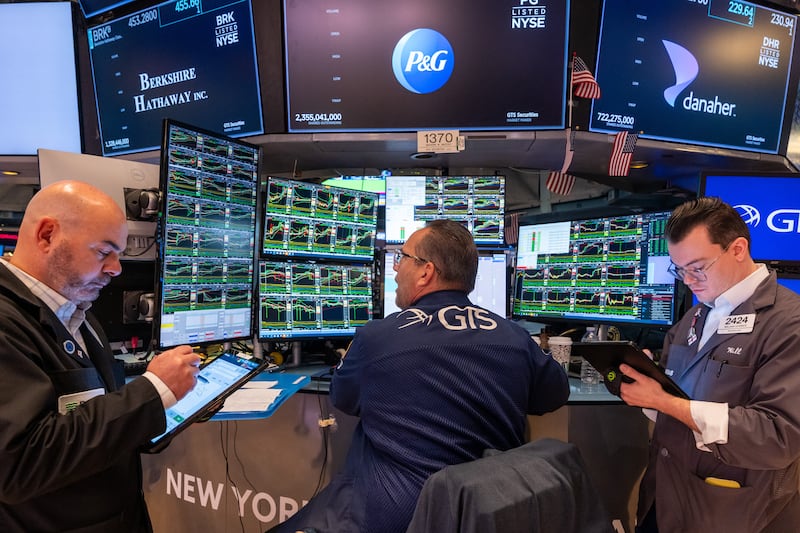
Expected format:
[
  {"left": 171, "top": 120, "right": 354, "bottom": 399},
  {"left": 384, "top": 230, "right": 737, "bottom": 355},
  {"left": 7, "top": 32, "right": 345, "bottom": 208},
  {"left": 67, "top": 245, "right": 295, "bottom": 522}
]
[
  {"left": 717, "top": 313, "right": 755, "bottom": 335},
  {"left": 57, "top": 388, "right": 104, "bottom": 415}
]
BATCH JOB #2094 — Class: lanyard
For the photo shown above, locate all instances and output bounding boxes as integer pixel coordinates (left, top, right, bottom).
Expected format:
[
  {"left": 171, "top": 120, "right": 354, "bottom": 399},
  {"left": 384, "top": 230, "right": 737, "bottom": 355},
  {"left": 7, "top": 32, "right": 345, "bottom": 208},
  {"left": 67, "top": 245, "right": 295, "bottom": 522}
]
[{"left": 687, "top": 307, "right": 702, "bottom": 346}]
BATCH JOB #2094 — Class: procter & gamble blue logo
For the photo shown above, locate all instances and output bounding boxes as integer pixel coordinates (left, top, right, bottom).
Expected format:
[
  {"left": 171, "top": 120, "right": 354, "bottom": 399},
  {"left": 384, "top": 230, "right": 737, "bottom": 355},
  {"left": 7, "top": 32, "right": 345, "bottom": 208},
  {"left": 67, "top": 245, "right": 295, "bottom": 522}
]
[{"left": 392, "top": 28, "right": 454, "bottom": 94}]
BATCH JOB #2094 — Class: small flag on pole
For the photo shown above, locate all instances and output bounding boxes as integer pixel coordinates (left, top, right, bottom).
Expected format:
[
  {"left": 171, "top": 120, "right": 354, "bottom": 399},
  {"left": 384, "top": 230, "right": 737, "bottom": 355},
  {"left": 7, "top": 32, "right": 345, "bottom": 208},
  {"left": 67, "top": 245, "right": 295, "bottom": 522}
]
[
  {"left": 608, "top": 131, "right": 639, "bottom": 177},
  {"left": 504, "top": 212, "right": 520, "bottom": 245},
  {"left": 572, "top": 55, "right": 601, "bottom": 99},
  {"left": 546, "top": 128, "right": 576, "bottom": 196}
]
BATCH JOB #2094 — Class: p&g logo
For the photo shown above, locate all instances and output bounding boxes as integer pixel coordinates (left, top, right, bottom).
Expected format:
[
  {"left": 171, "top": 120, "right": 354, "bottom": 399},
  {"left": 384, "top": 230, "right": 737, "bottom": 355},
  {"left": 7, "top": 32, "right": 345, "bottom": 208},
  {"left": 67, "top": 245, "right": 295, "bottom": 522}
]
[{"left": 392, "top": 28, "right": 454, "bottom": 94}]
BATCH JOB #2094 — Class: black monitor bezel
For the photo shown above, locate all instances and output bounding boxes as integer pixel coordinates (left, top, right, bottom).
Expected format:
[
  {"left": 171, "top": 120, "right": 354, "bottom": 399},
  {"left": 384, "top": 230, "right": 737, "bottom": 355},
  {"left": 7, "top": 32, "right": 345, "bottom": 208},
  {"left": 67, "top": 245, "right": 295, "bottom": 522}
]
[{"left": 154, "top": 118, "right": 263, "bottom": 349}]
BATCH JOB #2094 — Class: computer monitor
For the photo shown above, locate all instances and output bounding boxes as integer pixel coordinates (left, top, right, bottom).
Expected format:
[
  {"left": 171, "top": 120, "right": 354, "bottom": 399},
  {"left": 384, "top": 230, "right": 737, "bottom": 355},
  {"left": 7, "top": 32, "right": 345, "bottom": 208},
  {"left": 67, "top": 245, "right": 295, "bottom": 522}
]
[
  {"left": 0, "top": 2, "right": 81, "bottom": 155},
  {"left": 258, "top": 259, "right": 373, "bottom": 339},
  {"left": 589, "top": 0, "right": 797, "bottom": 154},
  {"left": 283, "top": 0, "right": 569, "bottom": 132},
  {"left": 385, "top": 175, "right": 505, "bottom": 245},
  {"left": 383, "top": 247, "right": 508, "bottom": 317},
  {"left": 262, "top": 177, "right": 379, "bottom": 262},
  {"left": 700, "top": 172, "right": 800, "bottom": 264},
  {"left": 512, "top": 211, "right": 683, "bottom": 327},
  {"left": 154, "top": 120, "right": 261, "bottom": 349},
  {"left": 86, "top": 0, "right": 263, "bottom": 156}
]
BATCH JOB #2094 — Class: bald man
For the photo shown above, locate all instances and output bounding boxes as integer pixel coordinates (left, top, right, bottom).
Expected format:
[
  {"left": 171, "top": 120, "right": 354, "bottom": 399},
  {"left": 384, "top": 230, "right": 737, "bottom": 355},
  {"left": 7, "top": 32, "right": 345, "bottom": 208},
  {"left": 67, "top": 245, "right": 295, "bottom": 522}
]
[{"left": 0, "top": 181, "right": 200, "bottom": 532}]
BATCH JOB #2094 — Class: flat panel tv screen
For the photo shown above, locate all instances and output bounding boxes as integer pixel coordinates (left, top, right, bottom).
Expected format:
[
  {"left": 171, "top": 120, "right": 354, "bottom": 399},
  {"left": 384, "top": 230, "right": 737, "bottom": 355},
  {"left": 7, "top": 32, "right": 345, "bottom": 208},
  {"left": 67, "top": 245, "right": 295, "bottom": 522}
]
[
  {"left": 283, "top": 0, "right": 569, "bottom": 132},
  {"left": 383, "top": 247, "right": 508, "bottom": 317},
  {"left": 155, "top": 120, "right": 260, "bottom": 348},
  {"left": 0, "top": 2, "right": 81, "bottom": 155},
  {"left": 258, "top": 260, "right": 373, "bottom": 339},
  {"left": 385, "top": 175, "right": 505, "bottom": 245},
  {"left": 589, "top": 0, "right": 797, "bottom": 154},
  {"left": 87, "top": 0, "right": 263, "bottom": 156},
  {"left": 700, "top": 172, "right": 800, "bottom": 263},
  {"left": 262, "top": 177, "right": 379, "bottom": 262},
  {"left": 512, "top": 211, "right": 681, "bottom": 327}
]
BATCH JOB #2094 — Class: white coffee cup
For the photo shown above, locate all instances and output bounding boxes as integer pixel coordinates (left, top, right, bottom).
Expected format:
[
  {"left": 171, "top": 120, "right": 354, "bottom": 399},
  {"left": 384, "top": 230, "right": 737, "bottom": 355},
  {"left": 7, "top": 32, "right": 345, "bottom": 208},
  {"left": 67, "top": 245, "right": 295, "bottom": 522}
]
[{"left": 548, "top": 336, "right": 573, "bottom": 370}]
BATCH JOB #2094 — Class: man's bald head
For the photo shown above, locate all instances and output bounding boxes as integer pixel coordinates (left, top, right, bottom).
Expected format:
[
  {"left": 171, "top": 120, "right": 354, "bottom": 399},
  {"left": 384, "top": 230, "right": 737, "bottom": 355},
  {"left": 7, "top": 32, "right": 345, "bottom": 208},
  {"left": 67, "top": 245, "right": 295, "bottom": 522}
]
[{"left": 11, "top": 180, "right": 129, "bottom": 302}]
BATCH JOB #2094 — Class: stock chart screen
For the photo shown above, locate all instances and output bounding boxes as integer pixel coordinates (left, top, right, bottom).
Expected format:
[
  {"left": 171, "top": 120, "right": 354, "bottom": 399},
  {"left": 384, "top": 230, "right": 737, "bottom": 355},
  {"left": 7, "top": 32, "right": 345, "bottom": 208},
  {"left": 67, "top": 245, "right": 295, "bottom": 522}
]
[
  {"left": 385, "top": 175, "right": 505, "bottom": 245},
  {"left": 262, "top": 178, "right": 379, "bottom": 262},
  {"left": 512, "top": 211, "right": 680, "bottom": 327},
  {"left": 156, "top": 120, "right": 260, "bottom": 348},
  {"left": 258, "top": 260, "right": 373, "bottom": 339}
]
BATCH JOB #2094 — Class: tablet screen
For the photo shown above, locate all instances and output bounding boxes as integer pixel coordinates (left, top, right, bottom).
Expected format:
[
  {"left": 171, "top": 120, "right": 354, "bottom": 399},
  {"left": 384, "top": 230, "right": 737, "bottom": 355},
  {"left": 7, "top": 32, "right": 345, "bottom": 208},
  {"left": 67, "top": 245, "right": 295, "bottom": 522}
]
[{"left": 147, "top": 352, "right": 267, "bottom": 451}]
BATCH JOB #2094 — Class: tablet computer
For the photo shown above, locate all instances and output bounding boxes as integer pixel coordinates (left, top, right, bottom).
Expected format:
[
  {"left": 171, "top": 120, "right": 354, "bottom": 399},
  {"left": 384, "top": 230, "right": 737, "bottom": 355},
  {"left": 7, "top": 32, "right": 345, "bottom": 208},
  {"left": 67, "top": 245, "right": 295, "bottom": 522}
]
[
  {"left": 571, "top": 341, "right": 690, "bottom": 399},
  {"left": 145, "top": 352, "right": 269, "bottom": 453}
]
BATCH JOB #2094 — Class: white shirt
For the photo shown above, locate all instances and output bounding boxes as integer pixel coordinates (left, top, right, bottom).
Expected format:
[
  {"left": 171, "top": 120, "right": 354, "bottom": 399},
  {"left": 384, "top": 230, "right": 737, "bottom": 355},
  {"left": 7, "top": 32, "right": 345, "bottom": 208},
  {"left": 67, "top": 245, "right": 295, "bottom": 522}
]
[{"left": 690, "top": 264, "right": 769, "bottom": 451}]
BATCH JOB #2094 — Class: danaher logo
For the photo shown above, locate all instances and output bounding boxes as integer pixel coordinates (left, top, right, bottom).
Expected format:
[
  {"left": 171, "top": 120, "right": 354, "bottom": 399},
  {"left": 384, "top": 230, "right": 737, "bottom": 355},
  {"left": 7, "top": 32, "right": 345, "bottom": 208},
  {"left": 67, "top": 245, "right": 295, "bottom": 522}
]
[
  {"left": 735, "top": 204, "right": 800, "bottom": 233},
  {"left": 662, "top": 40, "right": 737, "bottom": 117},
  {"left": 392, "top": 28, "right": 454, "bottom": 94}
]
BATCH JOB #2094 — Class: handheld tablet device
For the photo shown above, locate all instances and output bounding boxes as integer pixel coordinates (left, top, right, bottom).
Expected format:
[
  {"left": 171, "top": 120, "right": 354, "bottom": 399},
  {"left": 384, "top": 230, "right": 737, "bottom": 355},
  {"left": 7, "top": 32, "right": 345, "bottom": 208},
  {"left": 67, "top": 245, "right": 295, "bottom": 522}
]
[
  {"left": 571, "top": 341, "right": 690, "bottom": 400},
  {"left": 145, "top": 352, "right": 268, "bottom": 453}
]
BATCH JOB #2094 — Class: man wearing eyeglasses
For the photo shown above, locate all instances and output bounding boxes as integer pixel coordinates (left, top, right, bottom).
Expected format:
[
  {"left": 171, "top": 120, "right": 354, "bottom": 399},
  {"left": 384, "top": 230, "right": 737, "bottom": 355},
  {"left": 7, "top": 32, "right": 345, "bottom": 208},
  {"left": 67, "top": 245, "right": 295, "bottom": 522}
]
[
  {"left": 619, "top": 197, "right": 800, "bottom": 533},
  {"left": 268, "top": 219, "right": 569, "bottom": 533}
]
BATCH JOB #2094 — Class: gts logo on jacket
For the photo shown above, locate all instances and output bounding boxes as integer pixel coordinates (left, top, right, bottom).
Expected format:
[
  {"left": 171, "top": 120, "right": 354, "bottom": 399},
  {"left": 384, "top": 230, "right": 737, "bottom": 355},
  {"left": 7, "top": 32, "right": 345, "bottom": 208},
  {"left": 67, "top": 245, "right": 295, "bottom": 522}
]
[{"left": 397, "top": 305, "right": 498, "bottom": 331}]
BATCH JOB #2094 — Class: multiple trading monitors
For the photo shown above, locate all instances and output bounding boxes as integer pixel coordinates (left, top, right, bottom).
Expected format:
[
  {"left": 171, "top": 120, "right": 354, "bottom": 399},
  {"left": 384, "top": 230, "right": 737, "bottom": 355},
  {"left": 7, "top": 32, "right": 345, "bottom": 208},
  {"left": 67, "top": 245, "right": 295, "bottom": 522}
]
[
  {"left": 258, "top": 260, "right": 373, "bottom": 339},
  {"left": 512, "top": 211, "right": 682, "bottom": 327},
  {"left": 258, "top": 177, "right": 380, "bottom": 340},
  {"left": 283, "top": 0, "right": 569, "bottom": 132},
  {"left": 700, "top": 172, "right": 800, "bottom": 264},
  {"left": 590, "top": 0, "right": 797, "bottom": 154},
  {"left": 155, "top": 120, "right": 260, "bottom": 349},
  {"left": 86, "top": 0, "right": 263, "bottom": 156},
  {"left": 385, "top": 175, "right": 505, "bottom": 245},
  {"left": 262, "top": 178, "right": 378, "bottom": 261}
]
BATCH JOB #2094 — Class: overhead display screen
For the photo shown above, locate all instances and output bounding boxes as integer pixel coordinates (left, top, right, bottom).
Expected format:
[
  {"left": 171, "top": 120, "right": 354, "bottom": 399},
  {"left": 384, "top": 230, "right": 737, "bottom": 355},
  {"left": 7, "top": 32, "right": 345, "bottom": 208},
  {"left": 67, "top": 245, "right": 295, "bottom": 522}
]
[
  {"left": 0, "top": 2, "right": 81, "bottom": 155},
  {"left": 589, "top": 0, "right": 797, "bottom": 154},
  {"left": 283, "top": 0, "right": 569, "bottom": 132},
  {"left": 87, "top": 0, "right": 263, "bottom": 156},
  {"left": 701, "top": 172, "right": 800, "bottom": 263}
]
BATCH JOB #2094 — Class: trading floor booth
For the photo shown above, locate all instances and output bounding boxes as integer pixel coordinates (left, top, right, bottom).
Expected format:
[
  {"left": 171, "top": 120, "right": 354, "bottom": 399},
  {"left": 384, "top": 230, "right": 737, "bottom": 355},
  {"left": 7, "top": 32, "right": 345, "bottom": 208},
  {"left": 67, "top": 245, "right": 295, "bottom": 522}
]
[{"left": 141, "top": 376, "right": 651, "bottom": 532}]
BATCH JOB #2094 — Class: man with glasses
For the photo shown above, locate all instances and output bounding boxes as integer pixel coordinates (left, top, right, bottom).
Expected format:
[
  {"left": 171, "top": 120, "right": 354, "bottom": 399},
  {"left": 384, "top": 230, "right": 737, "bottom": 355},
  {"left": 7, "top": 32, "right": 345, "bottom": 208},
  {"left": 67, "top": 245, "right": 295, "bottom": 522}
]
[
  {"left": 269, "top": 219, "right": 569, "bottom": 533},
  {"left": 619, "top": 197, "right": 800, "bottom": 533}
]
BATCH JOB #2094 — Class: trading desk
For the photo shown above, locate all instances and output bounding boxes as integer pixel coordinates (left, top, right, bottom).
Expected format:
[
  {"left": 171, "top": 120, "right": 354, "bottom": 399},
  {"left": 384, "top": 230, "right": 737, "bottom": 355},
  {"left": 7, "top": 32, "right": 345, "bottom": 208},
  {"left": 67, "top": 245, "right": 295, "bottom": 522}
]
[{"left": 142, "top": 368, "right": 650, "bottom": 532}]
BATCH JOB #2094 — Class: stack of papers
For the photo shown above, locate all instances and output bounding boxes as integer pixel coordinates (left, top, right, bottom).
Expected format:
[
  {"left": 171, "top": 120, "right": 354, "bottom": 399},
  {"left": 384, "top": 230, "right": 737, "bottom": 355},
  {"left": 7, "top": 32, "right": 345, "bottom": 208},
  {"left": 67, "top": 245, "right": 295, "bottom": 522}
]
[{"left": 217, "top": 381, "right": 282, "bottom": 413}]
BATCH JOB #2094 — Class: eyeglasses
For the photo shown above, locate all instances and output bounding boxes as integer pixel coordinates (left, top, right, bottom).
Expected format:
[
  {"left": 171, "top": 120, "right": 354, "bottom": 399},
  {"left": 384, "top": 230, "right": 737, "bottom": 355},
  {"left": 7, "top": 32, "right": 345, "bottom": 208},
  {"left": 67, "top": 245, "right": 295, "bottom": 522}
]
[
  {"left": 394, "top": 249, "right": 432, "bottom": 266},
  {"left": 667, "top": 244, "right": 730, "bottom": 282}
]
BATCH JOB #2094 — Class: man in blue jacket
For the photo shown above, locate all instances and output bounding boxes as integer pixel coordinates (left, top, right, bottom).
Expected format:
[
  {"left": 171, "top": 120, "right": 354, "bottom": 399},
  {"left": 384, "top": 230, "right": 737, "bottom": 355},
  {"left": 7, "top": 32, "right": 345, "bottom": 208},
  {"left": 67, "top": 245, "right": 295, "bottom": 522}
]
[{"left": 270, "top": 219, "right": 569, "bottom": 533}]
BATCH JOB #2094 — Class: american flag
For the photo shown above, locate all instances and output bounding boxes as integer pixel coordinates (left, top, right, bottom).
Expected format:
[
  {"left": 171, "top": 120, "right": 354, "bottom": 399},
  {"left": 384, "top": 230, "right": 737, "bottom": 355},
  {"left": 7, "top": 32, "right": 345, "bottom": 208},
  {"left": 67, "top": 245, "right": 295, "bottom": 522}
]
[
  {"left": 609, "top": 131, "right": 639, "bottom": 177},
  {"left": 572, "top": 56, "right": 601, "bottom": 99},
  {"left": 546, "top": 128, "right": 576, "bottom": 196},
  {"left": 504, "top": 212, "right": 520, "bottom": 245},
  {"left": 546, "top": 171, "right": 576, "bottom": 196}
]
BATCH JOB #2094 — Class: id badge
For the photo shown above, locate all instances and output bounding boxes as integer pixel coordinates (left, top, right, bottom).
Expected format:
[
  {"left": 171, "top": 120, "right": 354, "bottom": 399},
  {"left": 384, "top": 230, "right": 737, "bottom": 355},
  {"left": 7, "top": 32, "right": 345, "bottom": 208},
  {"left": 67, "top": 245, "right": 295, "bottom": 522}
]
[
  {"left": 717, "top": 314, "right": 756, "bottom": 335},
  {"left": 58, "top": 388, "right": 104, "bottom": 414}
]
